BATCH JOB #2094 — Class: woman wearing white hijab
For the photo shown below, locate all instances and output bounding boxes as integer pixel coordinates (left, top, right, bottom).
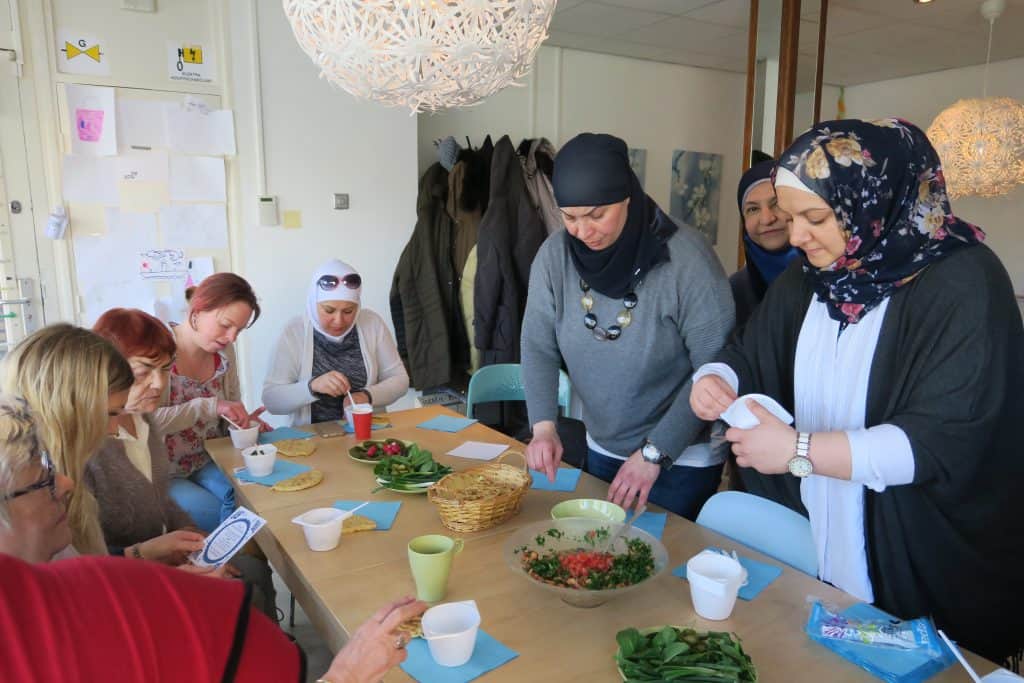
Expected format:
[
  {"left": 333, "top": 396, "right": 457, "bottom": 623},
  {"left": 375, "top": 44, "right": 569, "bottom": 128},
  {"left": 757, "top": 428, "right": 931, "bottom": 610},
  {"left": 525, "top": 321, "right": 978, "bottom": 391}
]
[{"left": 262, "top": 260, "right": 409, "bottom": 425}]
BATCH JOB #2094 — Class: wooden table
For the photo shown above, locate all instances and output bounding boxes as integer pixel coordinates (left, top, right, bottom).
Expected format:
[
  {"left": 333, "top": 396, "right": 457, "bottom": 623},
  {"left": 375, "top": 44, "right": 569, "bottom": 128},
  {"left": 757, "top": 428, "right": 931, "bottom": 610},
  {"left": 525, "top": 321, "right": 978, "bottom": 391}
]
[{"left": 208, "top": 406, "right": 997, "bottom": 681}]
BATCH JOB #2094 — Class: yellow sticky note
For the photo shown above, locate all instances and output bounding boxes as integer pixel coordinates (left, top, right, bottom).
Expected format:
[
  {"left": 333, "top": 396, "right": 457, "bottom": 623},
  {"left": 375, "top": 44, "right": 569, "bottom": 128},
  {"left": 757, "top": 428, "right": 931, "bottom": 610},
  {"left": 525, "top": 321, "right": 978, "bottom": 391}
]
[
  {"left": 283, "top": 210, "right": 302, "bottom": 229},
  {"left": 118, "top": 180, "right": 169, "bottom": 214}
]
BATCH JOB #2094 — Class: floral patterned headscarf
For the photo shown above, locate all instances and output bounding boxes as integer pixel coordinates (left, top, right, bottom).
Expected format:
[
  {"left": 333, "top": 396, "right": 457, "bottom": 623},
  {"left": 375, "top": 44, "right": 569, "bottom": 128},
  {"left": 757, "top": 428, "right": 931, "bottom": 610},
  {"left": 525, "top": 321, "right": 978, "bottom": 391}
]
[{"left": 779, "top": 118, "right": 984, "bottom": 325}]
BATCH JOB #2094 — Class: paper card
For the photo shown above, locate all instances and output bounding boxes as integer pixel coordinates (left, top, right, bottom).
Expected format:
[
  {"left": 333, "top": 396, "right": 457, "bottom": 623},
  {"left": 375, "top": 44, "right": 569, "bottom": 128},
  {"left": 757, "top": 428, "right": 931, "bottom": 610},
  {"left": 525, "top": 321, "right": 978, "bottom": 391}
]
[
  {"left": 68, "top": 204, "right": 108, "bottom": 236},
  {"left": 117, "top": 99, "right": 168, "bottom": 151},
  {"left": 62, "top": 155, "right": 118, "bottom": 205},
  {"left": 190, "top": 507, "right": 266, "bottom": 568},
  {"left": 117, "top": 150, "right": 168, "bottom": 184},
  {"left": 165, "top": 105, "right": 235, "bottom": 156},
  {"left": 447, "top": 441, "right": 508, "bottom": 461},
  {"left": 57, "top": 30, "right": 110, "bottom": 76},
  {"left": 186, "top": 256, "right": 215, "bottom": 288},
  {"left": 169, "top": 155, "right": 225, "bottom": 202},
  {"left": 167, "top": 41, "right": 215, "bottom": 84},
  {"left": 283, "top": 209, "right": 302, "bottom": 229},
  {"left": 118, "top": 181, "right": 169, "bottom": 213},
  {"left": 140, "top": 249, "right": 186, "bottom": 280},
  {"left": 159, "top": 204, "right": 228, "bottom": 249},
  {"left": 66, "top": 84, "right": 117, "bottom": 156}
]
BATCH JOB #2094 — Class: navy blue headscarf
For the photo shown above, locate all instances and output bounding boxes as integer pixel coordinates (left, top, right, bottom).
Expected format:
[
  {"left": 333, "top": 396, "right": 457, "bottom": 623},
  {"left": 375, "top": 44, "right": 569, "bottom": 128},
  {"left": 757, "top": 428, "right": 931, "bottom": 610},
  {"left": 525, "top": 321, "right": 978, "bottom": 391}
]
[
  {"left": 778, "top": 118, "right": 985, "bottom": 325},
  {"left": 737, "top": 159, "right": 800, "bottom": 294}
]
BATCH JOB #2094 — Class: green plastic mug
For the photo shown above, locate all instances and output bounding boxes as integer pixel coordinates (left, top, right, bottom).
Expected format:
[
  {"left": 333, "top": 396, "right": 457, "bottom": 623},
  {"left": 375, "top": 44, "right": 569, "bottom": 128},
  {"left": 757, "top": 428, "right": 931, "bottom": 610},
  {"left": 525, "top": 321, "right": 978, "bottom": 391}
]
[{"left": 408, "top": 534, "right": 464, "bottom": 602}]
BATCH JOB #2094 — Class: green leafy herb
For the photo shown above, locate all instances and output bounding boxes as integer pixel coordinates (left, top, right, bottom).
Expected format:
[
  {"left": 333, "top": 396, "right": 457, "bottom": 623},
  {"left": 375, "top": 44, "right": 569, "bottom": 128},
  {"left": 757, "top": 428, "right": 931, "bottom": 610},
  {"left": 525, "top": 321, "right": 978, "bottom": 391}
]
[
  {"left": 371, "top": 444, "right": 451, "bottom": 492},
  {"left": 614, "top": 626, "right": 757, "bottom": 682}
]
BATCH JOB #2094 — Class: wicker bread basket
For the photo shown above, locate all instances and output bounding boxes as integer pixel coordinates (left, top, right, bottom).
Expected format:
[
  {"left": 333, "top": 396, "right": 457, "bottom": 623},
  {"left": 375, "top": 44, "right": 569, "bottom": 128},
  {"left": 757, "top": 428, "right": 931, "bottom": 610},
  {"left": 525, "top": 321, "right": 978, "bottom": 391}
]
[{"left": 428, "top": 451, "right": 531, "bottom": 532}]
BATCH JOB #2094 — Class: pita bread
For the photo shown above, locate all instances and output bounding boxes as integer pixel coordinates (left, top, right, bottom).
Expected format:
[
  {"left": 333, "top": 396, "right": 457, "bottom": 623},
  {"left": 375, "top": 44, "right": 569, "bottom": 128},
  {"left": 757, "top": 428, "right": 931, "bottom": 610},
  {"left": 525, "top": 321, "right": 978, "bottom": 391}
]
[
  {"left": 276, "top": 438, "right": 317, "bottom": 457},
  {"left": 341, "top": 514, "right": 377, "bottom": 534},
  {"left": 271, "top": 469, "right": 324, "bottom": 492},
  {"left": 396, "top": 616, "right": 423, "bottom": 639}
]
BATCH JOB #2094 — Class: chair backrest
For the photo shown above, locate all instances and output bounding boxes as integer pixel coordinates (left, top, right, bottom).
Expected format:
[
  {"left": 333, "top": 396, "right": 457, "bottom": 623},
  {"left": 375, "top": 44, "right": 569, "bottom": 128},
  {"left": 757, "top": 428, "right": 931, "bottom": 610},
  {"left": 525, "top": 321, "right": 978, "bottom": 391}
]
[
  {"left": 695, "top": 491, "right": 818, "bottom": 577},
  {"left": 465, "top": 364, "right": 572, "bottom": 419}
]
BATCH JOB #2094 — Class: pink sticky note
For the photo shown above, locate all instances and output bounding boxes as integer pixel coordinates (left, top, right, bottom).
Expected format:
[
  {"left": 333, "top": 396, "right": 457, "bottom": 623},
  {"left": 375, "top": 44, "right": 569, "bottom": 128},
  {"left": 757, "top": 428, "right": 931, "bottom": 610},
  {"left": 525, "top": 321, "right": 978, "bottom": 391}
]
[{"left": 76, "top": 108, "right": 104, "bottom": 142}]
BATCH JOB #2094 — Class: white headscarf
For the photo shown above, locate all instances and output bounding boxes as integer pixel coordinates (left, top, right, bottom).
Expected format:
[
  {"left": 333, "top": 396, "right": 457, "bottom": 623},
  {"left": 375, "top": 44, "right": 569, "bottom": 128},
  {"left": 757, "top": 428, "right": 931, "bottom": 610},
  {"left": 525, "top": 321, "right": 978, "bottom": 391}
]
[{"left": 307, "top": 259, "right": 361, "bottom": 343}]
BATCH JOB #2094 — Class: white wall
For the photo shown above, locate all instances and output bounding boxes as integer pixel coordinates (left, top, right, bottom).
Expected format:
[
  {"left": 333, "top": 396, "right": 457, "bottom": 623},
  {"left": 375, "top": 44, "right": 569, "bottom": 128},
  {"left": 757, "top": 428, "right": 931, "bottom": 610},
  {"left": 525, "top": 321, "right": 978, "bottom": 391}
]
[
  {"left": 843, "top": 57, "right": 1024, "bottom": 292},
  {"left": 227, "top": 3, "right": 418, "bottom": 413},
  {"left": 418, "top": 46, "right": 747, "bottom": 270}
]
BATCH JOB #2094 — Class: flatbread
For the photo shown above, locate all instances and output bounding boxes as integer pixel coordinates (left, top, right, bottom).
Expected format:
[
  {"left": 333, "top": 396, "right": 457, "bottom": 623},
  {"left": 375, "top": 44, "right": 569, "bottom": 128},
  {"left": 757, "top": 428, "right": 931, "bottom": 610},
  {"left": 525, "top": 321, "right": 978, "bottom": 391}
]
[
  {"left": 341, "top": 514, "right": 377, "bottom": 534},
  {"left": 271, "top": 469, "right": 324, "bottom": 492},
  {"left": 276, "top": 439, "right": 317, "bottom": 457},
  {"left": 396, "top": 616, "right": 422, "bottom": 639}
]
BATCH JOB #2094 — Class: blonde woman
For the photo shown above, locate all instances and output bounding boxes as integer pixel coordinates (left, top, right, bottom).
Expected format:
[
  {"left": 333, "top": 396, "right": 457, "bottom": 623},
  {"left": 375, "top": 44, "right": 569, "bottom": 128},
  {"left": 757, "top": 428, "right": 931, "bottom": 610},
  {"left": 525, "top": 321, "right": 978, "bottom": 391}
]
[{"left": 1, "top": 324, "right": 134, "bottom": 555}]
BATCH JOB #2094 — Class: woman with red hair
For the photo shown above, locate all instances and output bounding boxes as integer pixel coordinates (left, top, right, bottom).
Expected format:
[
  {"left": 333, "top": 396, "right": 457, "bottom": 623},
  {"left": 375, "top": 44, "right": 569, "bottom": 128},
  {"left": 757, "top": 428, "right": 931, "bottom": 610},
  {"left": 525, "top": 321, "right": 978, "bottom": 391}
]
[{"left": 154, "top": 273, "right": 268, "bottom": 532}]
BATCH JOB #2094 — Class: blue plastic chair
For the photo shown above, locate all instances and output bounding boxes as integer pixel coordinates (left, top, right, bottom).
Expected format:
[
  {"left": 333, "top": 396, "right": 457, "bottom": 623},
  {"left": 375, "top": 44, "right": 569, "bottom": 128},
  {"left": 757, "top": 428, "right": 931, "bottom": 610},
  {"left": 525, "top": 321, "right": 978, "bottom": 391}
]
[
  {"left": 465, "top": 363, "right": 571, "bottom": 419},
  {"left": 695, "top": 490, "right": 818, "bottom": 577}
]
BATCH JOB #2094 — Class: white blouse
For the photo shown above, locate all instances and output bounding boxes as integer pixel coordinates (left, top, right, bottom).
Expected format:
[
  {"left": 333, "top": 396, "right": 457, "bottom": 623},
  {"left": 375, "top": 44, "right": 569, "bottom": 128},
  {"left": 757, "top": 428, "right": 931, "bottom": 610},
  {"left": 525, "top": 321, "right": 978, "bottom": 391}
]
[{"left": 697, "top": 296, "right": 915, "bottom": 602}]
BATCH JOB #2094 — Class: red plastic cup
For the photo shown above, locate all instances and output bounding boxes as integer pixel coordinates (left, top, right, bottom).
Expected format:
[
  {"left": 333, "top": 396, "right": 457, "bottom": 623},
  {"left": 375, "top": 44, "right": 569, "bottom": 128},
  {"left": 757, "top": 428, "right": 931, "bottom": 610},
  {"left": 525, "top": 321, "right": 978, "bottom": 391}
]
[{"left": 352, "top": 404, "right": 373, "bottom": 440}]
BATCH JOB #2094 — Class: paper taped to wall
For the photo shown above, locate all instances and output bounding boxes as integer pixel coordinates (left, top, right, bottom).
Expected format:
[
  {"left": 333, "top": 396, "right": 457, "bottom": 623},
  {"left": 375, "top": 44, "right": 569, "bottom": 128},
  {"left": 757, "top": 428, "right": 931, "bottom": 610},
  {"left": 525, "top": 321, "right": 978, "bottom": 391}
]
[
  {"left": 66, "top": 84, "right": 117, "bottom": 157},
  {"left": 169, "top": 155, "right": 226, "bottom": 202},
  {"left": 160, "top": 204, "right": 228, "bottom": 249}
]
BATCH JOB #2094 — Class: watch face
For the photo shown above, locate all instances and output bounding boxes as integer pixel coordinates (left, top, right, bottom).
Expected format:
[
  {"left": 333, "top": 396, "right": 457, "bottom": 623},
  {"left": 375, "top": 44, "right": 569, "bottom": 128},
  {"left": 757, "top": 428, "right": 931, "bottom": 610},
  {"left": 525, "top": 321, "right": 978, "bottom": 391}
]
[
  {"left": 641, "top": 443, "right": 659, "bottom": 462},
  {"left": 788, "top": 456, "right": 813, "bottom": 478}
]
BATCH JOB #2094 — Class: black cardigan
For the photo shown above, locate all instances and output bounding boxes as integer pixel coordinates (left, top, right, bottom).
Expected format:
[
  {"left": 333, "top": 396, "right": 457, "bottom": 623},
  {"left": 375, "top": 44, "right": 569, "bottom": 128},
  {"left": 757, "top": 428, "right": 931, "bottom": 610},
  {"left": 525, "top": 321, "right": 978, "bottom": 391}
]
[{"left": 718, "top": 244, "right": 1024, "bottom": 662}]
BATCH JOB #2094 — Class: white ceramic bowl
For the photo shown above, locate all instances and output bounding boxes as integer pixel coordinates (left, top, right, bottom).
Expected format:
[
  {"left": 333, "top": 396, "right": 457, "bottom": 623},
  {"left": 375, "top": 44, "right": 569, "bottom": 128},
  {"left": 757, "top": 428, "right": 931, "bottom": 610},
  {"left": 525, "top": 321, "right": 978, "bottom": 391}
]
[
  {"left": 229, "top": 425, "right": 259, "bottom": 450},
  {"left": 291, "top": 507, "right": 352, "bottom": 552},
  {"left": 241, "top": 444, "right": 277, "bottom": 477}
]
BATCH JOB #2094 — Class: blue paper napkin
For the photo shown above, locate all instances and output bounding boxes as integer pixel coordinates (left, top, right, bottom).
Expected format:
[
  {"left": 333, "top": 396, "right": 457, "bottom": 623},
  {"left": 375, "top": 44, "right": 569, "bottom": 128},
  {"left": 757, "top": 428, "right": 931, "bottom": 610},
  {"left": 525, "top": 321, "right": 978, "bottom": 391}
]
[
  {"left": 529, "top": 467, "right": 582, "bottom": 492},
  {"left": 673, "top": 548, "right": 783, "bottom": 601},
  {"left": 343, "top": 422, "right": 389, "bottom": 434},
  {"left": 400, "top": 630, "right": 518, "bottom": 683},
  {"left": 633, "top": 511, "right": 667, "bottom": 540},
  {"left": 417, "top": 415, "right": 478, "bottom": 433},
  {"left": 333, "top": 501, "right": 401, "bottom": 530},
  {"left": 235, "top": 460, "right": 312, "bottom": 486},
  {"left": 258, "top": 427, "right": 315, "bottom": 444}
]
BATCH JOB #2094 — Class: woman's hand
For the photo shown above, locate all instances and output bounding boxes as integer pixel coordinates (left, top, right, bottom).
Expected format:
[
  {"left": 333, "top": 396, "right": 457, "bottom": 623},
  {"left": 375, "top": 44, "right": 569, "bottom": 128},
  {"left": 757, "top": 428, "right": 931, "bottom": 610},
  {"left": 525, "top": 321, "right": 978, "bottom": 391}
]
[
  {"left": 311, "top": 371, "right": 352, "bottom": 398},
  {"left": 217, "top": 400, "right": 253, "bottom": 428},
  {"left": 321, "top": 596, "right": 428, "bottom": 683},
  {"left": 607, "top": 451, "right": 660, "bottom": 511},
  {"left": 248, "top": 406, "right": 272, "bottom": 433},
  {"left": 726, "top": 401, "right": 797, "bottom": 475},
  {"left": 136, "top": 530, "right": 206, "bottom": 565},
  {"left": 690, "top": 375, "right": 738, "bottom": 421},
  {"left": 526, "top": 421, "right": 563, "bottom": 482},
  {"left": 178, "top": 562, "right": 240, "bottom": 579}
]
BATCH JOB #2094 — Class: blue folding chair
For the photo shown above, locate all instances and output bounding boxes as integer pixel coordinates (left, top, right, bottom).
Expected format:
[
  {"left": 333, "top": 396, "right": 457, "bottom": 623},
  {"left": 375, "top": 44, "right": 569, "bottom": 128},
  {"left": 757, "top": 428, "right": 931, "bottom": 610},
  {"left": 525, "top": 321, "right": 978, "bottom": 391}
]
[
  {"left": 465, "top": 363, "right": 571, "bottom": 419},
  {"left": 695, "top": 490, "right": 818, "bottom": 577}
]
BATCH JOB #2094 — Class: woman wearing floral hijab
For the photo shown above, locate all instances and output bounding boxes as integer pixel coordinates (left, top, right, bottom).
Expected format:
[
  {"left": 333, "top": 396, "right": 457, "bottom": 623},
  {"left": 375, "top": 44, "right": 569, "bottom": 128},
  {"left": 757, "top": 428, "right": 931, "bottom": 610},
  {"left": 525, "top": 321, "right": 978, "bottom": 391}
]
[
  {"left": 689, "top": 118, "right": 1024, "bottom": 661},
  {"left": 262, "top": 260, "right": 409, "bottom": 425}
]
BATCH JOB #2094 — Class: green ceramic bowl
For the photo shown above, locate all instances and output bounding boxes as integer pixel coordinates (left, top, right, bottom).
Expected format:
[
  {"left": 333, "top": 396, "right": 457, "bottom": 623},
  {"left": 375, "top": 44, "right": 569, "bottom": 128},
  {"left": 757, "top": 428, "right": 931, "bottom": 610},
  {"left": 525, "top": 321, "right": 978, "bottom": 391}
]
[{"left": 550, "top": 498, "right": 626, "bottom": 523}]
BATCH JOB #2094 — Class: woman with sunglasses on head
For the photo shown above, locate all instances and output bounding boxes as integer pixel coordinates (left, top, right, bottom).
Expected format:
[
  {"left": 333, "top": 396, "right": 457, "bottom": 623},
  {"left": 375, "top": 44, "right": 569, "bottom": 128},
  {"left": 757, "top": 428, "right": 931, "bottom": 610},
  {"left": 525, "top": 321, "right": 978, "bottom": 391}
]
[
  {"left": 263, "top": 260, "right": 409, "bottom": 425},
  {"left": 521, "top": 133, "right": 735, "bottom": 521},
  {"left": 155, "top": 273, "right": 269, "bottom": 533}
]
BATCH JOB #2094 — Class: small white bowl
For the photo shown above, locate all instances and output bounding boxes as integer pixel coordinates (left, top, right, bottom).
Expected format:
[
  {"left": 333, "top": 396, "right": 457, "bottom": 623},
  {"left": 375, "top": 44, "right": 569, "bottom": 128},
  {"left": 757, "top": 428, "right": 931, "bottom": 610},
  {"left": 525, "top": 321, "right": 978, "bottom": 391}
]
[
  {"left": 291, "top": 507, "right": 353, "bottom": 552},
  {"left": 241, "top": 444, "right": 277, "bottom": 477},
  {"left": 229, "top": 425, "right": 259, "bottom": 450}
]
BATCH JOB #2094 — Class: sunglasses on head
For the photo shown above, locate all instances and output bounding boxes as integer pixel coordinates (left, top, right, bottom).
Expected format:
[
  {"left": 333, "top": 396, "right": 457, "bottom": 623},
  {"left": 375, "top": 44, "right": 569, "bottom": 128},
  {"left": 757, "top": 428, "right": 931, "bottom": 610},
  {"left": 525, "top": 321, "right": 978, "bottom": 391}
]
[{"left": 317, "top": 274, "right": 361, "bottom": 292}]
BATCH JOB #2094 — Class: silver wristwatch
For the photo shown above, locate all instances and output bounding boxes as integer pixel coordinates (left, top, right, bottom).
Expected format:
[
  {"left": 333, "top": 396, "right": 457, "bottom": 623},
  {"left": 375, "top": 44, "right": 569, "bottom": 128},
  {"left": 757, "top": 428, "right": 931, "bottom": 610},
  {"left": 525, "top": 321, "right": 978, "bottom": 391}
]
[
  {"left": 641, "top": 440, "right": 673, "bottom": 470},
  {"left": 787, "top": 432, "right": 813, "bottom": 477}
]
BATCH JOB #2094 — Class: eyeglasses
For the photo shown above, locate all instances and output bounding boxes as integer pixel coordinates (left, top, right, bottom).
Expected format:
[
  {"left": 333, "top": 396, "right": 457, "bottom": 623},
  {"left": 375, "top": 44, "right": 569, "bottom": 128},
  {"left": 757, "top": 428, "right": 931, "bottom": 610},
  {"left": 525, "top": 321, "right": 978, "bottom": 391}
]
[
  {"left": 1, "top": 451, "right": 57, "bottom": 502},
  {"left": 317, "top": 273, "right": 361, "bottom": 292}
]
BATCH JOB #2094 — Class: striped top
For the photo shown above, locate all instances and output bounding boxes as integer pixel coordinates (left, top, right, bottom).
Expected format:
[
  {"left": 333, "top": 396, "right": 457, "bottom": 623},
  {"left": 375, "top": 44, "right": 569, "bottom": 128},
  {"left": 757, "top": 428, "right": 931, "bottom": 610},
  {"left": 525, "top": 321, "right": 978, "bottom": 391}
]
[{"left": 310, "top": 328, "right": 367, "bottom": 423}]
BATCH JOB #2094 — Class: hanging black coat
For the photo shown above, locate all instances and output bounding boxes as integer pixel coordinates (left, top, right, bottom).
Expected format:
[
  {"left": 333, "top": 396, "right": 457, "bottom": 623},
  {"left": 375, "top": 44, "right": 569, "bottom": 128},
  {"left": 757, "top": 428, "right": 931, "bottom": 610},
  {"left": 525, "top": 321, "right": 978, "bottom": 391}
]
[
  {"left": 719, "top": 244, "right": 1024, "bottom": 662},
  {"left": 473, "top": 136, "right": 547, "bottom": 366}
]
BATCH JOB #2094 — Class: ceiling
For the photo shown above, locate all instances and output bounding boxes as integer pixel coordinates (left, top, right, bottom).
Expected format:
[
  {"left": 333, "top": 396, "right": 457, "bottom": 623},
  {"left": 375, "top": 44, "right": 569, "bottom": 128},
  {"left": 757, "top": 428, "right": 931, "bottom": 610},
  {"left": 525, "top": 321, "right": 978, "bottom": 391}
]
[{"left": 543, "top": 0, "right": 1024, "bottom": 87}]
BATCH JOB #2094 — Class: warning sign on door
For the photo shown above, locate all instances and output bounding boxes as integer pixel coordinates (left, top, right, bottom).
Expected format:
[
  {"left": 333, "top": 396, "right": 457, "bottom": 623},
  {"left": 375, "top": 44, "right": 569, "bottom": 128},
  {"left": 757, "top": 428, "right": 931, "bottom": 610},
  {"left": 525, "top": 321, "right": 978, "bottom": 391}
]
[{"left": 167, "top": 41, "right": 214, "bottom": 83}]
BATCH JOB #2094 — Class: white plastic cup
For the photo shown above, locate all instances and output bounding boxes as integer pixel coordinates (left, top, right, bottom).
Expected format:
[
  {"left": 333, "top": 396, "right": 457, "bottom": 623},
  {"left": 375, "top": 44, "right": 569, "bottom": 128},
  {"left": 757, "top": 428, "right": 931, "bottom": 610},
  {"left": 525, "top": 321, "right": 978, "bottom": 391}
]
[
  {"left": 241, "top": 444, "right": 277, "bottom": 477},
  {"left": 291, "top": 507, "right": 352, "bottom": 552},
  {"left": 344, "top": 405, "right": 355, "bottom": 432},
  {"left": 686, "top": 550, "right": 748, "bottom": 621},
  {"left": 421, "top": 600, "right": 481, "bottom": 667},
  {"left": 229, "top": 425, "right": 259, "bottom": 450}
]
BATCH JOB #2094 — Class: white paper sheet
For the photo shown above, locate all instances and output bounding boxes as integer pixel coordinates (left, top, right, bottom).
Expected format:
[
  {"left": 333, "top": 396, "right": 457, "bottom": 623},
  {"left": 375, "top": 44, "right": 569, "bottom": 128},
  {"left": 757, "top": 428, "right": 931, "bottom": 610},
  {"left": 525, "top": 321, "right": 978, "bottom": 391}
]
[
  {"left": 117, "top": 99, "right": 168, "bottom": 150},
  {"left": 447, "top": 441, "right": 509, "bottom": 461},
  {"left": 159, "top": 204, "right": 228, "bottom": 249},
  {"left": 154, "top": 278, "right": 188, "bottom": 324},
  {"left": 165, "top": 105, "right": 236, "bottom": 156},
  {"left": 62, "top": 155, "right": 118, "bottom": 205},
  {"left": 169, "top": 155, "right": 226, "bottom": 202},
  {"left": 57, "top": 30, "right": 110, "bottom": 76},
  {"left": 116, "top": 150, "right": 169, "bottom": 184},
  {"left": 66, "top": 84, "right": 117, "bottom": 156},
  {"left": 190, "top": 507, "right": 266, "bottom": 568},
  {"left": 140, "top": 248, "right": 187, "bottom": 280},
  {"left": 167, "top": 41, "right": 215, "bottom": 84},
  {"left": 185, "top": 256, "right": 215, "bottom": 288}
]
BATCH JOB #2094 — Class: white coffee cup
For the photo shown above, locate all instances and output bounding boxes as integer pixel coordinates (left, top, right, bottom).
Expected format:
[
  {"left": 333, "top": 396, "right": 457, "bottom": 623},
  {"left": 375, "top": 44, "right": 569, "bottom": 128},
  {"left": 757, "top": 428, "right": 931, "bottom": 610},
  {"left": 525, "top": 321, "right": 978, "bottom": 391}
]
[
  {"left": 229, "top": 425, "right": 259, "bottom": 450},
  {"left": 241, "top": 444, "right": 277, "bottom": 478},
  {"left": 686, "top": 550, "right": 748, "bottom": 621},
  {"left": 421, "top": 600, "right": 481, "bottom": 667},
  {"left": 291, "top": 507, "right": 352, "bottom": 552}
]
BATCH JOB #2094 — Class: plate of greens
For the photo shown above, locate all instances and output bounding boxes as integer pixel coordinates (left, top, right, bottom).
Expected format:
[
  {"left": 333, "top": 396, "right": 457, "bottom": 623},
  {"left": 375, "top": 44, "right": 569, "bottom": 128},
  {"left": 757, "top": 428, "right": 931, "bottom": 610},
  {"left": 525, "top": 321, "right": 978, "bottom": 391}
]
[
  {"left": 349, "top": 439, "right": 411, "bottom": 464},
  {"left": 371, "top": 444, "right": 452, "bottom": 494},
  {"left": 615, "top": 626, "right": 757, "bottom": 682}
]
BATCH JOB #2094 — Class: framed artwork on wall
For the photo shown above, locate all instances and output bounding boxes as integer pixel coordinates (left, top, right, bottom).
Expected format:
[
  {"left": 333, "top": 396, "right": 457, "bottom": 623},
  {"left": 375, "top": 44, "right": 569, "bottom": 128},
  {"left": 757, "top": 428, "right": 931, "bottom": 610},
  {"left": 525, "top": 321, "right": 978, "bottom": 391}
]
[{"left": 670, "top": 150, "right": 723, "bottom": 245}]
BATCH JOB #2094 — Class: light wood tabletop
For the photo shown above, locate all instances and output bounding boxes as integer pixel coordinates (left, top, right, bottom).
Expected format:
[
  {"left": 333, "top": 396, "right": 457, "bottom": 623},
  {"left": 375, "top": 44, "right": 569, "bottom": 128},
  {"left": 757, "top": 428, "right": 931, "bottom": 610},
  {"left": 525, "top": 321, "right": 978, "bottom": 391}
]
[{"left": 207, "top": 405, "right": 998, "bottom": 682}]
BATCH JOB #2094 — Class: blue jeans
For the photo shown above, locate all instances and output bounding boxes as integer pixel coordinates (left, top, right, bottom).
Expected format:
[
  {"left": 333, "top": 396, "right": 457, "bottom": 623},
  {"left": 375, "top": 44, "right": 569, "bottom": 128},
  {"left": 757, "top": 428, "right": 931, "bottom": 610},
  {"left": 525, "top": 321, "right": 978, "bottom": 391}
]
[
  {"left": 586, "top": 449, "right": 723, "bottom": 522},
  {"left": 168, "top": 460, "right": 236, "bottom": 532}
]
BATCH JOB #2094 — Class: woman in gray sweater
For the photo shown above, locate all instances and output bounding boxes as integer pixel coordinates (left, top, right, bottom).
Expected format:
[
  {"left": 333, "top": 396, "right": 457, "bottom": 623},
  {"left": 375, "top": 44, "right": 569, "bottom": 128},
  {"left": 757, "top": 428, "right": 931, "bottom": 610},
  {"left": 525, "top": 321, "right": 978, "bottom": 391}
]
[{"left": 522, "top": 133, "right": 734, "bottom": 520}]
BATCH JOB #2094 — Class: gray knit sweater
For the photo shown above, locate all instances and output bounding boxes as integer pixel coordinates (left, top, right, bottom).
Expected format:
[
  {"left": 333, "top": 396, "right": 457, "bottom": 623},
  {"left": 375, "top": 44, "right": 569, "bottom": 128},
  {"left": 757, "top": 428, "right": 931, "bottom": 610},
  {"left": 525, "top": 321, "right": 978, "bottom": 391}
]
[{"left": 522, "top": 224, "right": 734, "bottom": 463}]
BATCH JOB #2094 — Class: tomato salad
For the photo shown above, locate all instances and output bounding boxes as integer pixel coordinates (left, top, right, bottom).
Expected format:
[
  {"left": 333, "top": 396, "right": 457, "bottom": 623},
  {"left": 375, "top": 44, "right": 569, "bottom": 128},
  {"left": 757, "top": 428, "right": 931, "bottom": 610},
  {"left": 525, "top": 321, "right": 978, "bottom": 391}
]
[{"left": 515, "top": 528, "right": 655, "bottom": 590}]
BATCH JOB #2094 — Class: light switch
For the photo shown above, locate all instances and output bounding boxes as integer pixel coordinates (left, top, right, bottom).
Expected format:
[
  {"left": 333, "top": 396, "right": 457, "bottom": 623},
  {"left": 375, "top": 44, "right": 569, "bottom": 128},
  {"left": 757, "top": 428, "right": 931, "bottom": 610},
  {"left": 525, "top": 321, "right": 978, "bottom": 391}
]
[{"left": 334, "top": 193, "right": 349, "bottom": 210}]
